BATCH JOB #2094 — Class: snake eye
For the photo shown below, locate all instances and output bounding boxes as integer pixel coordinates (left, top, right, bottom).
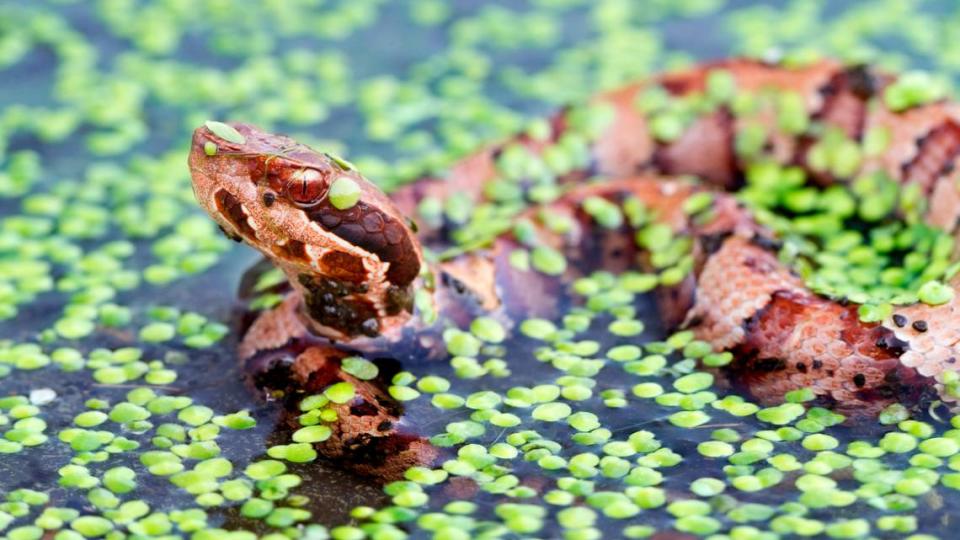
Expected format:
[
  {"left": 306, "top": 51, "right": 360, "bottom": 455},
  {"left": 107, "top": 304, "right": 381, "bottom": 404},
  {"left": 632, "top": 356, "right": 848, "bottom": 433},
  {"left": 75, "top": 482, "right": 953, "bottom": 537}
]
[{"left": 285, "top": 168, "right": 327, "bottom": 206}]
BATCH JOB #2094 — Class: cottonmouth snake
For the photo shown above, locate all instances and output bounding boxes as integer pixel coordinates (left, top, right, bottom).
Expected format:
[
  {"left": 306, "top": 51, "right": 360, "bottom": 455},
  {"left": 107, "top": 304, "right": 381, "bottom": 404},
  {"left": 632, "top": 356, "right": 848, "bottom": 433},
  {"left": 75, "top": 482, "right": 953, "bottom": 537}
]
[{"left": 189, "top": 58, "right": 960, "bottom": 480}]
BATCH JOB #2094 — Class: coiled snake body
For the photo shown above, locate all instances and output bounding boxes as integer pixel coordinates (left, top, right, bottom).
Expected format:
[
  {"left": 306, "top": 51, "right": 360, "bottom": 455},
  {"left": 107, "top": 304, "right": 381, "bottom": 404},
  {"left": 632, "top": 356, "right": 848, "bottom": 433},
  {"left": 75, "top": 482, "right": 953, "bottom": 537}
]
[{"left": 189, "top": 58, "right": 960, "bottom": 479}]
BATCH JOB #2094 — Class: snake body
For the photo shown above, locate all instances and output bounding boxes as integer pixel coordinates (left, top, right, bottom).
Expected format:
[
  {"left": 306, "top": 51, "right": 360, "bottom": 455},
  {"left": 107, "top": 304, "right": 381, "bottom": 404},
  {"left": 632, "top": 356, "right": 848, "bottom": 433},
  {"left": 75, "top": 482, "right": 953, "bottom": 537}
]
[{"left": 190, "top": 58, "right": 960, "bottom": 479}]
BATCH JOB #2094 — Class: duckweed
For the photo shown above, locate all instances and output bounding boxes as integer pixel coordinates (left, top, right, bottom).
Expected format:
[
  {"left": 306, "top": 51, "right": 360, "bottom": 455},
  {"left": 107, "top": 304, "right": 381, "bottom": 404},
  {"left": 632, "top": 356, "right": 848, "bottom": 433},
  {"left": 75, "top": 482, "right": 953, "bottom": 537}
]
[
  {"left": 531, "top": 246, "right": 567, "bottom": 276},
  {"left": 531, "top": 402, "right": 571, "bottom": 422},
  {"left": 323, "top": 382, "right": 356, "bottom": 404},
  {"left": 6, "top": 1, "right": 960, "bottom": 539},
  {"left": 204, "top": 121, "right": 246, "bottom": 145},
  {"left": 918, "top": 280, "right": 955, "bottom": 305},
  {"left": 328, "top": 177, "right": 362, "bottom": 210},
  {"left": 340, "top": 357, "right": 379, "bottom": 380}
]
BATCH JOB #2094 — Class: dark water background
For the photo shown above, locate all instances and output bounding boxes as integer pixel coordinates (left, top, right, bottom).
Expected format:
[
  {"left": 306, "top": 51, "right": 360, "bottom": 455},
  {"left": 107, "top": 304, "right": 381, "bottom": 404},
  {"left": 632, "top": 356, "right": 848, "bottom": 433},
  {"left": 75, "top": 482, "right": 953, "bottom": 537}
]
[{"left": 2, "top": 0, "right": 960, "bottom": 537}]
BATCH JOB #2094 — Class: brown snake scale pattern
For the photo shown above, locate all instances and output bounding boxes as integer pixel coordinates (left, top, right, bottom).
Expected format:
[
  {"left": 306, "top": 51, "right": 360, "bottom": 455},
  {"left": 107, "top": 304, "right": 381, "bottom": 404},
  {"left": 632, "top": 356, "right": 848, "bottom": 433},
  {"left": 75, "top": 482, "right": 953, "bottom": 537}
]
[{"left": 190, "top": 58, "right": 960, "bottom": 479}]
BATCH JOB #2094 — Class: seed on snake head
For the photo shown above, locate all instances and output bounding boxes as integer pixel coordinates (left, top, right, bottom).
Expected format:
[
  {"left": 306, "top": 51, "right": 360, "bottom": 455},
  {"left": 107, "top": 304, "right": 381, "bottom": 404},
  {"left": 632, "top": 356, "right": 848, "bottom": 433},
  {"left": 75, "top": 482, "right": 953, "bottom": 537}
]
[
  {"left": 285, "top": 168, "right": 327, "bottom": 206},
  {"left": 326, "top": 152, "right": 355, "bottom": 171},
  {"left": 912, "top": 320, "right": 928, "bottom": 332},
  {"left": 892, "top": 314, "right": 907, "bottom": 327},
  {"left": 328, "top": 177, "right": 362, "bottom": 210},
  {"left": 204, "top": 120, "right": 246, "bottom": 144}
]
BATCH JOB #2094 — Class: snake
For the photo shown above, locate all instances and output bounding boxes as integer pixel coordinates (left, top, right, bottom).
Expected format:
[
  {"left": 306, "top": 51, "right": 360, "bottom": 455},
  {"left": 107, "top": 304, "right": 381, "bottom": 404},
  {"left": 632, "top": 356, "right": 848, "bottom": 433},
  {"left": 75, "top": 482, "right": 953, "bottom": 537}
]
[{"left": 189, "top": 57, "right": 960, "bottom": 480}]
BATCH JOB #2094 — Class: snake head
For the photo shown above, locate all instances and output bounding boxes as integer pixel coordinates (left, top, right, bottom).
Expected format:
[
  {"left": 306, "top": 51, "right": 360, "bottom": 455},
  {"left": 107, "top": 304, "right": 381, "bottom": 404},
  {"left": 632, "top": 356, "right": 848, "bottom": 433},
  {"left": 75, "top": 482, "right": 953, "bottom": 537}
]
[{"left": 188, "top": 122, "right": 424, "bottom": 339}]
